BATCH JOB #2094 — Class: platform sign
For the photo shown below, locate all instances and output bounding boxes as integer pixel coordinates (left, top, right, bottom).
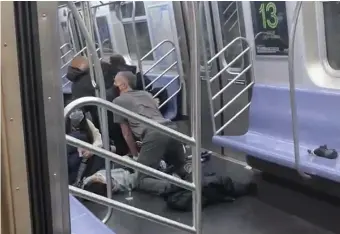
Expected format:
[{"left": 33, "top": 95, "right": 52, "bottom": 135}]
[{"left": 251, "top": 1, "right": 289, "bottom": 56}]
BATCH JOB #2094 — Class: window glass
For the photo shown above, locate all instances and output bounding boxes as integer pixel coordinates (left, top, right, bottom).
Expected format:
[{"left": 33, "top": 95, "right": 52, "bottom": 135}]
[
  {"left": 123, "top": 22, "right": 153, "bottom": 60},
  {"left": 217, "top": 1, "right": 243, "bottom": 68},
  {"left": 121, "top": 2, "right": 146, "bottom": 18},
  {"left": 96, "top": 16, "right": 113, "bottom": 53},
  {"left": 323, "top": 2, "right": 340, "bottom": 70}
]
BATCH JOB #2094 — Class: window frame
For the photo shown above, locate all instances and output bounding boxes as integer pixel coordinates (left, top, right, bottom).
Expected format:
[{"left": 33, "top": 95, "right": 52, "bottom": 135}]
[
  {"left": 120, "top": 4, "right": 154, "bottom": 62},
  {"left": 315, "top": 2, "right": 340, "bottom": 78}
]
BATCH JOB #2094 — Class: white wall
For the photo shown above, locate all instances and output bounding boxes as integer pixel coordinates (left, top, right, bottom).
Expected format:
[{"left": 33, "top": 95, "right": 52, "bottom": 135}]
[{"left": 241, "top": 1, "right": 340, "bottom": 91}]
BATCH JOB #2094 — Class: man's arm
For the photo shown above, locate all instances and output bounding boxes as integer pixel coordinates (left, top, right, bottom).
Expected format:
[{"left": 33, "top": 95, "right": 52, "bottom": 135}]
[{"left": 120, "top": 123, "right": 139, "bottom": 156}]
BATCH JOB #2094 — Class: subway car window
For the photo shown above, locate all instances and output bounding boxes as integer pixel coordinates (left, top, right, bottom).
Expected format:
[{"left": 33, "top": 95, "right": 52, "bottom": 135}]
[
  {"left": 96, "top": 16, "right": 113, "bottom": 53},
  {"left": 120, "top": 2, "right": 153, "bottom": 60},
  {"left": 217, "top": 1, "right": 243, "bottom": 68},
  {"left": 323, "top": 2, "right": 340, "bottom": 70}
]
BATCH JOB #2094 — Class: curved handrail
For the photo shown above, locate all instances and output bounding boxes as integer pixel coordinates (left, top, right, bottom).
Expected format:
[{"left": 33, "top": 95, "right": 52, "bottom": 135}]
[
  {"left": 288, "top": 1, "right": 310, "bottom": 179},
  {"left": 208, "top": 36, "right": 249, "bottom": 64},
  {"left": 201, "top": 15, "right": 255, "bottom": 135},
  {"left": 141, "top": 40, "right": 176, "bottom": 61},
  {"left": 65, "top": 97, "right": 195, "bottom": 146},
  {"left": 82, "top": 2, "right": 97, "bottom": 89},
  {"left": 67, "top": 1, "right": 113, "bottom": 223}
]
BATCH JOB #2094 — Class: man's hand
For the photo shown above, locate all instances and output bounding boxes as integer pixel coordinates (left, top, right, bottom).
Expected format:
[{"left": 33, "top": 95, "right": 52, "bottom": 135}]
[{"left": 78, "top": 148, "right": 93, "bottom": 159}]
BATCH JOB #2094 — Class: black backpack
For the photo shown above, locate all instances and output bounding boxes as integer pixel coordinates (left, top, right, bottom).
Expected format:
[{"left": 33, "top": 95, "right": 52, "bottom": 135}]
[{"left": 164, "top": 174, "right": 257, "bottom": 212}]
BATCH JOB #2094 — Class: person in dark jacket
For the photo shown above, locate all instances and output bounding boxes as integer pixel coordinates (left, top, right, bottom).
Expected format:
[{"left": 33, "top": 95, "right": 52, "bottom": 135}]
[{"left": 66, "top": 56, "right": 129, "bottom": 156}]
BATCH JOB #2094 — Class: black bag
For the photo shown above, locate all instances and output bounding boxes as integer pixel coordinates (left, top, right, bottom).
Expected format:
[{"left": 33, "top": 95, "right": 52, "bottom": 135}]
[{"left": 165, "top": 174, "right": 257, "bottom": 212}]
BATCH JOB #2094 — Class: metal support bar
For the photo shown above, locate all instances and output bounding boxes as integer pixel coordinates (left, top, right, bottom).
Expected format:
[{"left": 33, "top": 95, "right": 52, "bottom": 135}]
[
  {"left": 223, "top": 9, "right": 237, "bottom": 26},
  {"left": 66, "top": 135, "right": 195, "bottom": 190},
  {"left": 67, "top": 1, "right": 113, "bottom": 223},
  {"left": 223, "top": 1, "right": 235, "bottom": 15},
  {"left": 60, "top": 49, "right": 73, "bottom": 60},
  {"left": 64, "top": 97, "right": 196, "bottom": 146},
  {"left": 210, "top": 47, "right": 250, "bottom": 83},
  {"left": 199, "top": 2, "right": 216, "bottom": 134},
  {"left": 144, "top": 48, "right": 176, "bottom": 75},
  {"left": 212, "top": 64, "right": 252, "bottom": 100},
  {"left": 141, "top": 40, "right": 176, "bottom": 61},
  {"left": 69, "top": 186, "right": 196, "bottom": 233},
  {"left": 214, "top": 81, "right": 254, "bottom": 118},
  {"left": 288, "top": 1, "right": 310, "bottom": 179},
  {"left": 131, "top": 1, "right": 145, "bottom": 89},
  {"left": 153, "top": 75, "right": 179, "bottom": 98},
  {"left": 82, "top": 2, "right": 97, "bottom": 89},
  {"left": 60, "top": 42, "right": 72, "bottom": 50},
  {"left": 216, "top": 102, "right": 251, "bottom": 135},
  {"left": 60, "top": 46, "right": 100, "bottom": 70},
  {"left": 158, "top": 85, "right": 182, "bottom": 109},
  {"left": 145, "top": 61, "right": 177, "bottom": 90},
  {"left": 188, "top": 2, "right": 202, "bottom": 233},
  {"left": 208, "top": 37, "right": 249, "bottom": 64}
]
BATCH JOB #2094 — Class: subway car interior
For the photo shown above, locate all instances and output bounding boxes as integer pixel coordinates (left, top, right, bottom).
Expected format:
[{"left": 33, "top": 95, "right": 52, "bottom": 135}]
[{"left": 2, "top": 1, "right": 340, "bottom": 234}]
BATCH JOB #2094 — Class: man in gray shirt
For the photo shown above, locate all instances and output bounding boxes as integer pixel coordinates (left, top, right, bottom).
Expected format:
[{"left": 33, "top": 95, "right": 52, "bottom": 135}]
[{"left": 112, "top": 71, "right": 189, "bottom": 184}]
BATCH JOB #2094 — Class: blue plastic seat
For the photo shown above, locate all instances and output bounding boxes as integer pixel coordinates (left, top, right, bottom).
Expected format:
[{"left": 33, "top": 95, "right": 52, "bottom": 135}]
[
  {"left": 70, "top": 195, "right": 115, "bottom": 234},
  {"left": 148, "top": 74, "right": 181, "bottom": 120},
  {"left": 213, "top": 84, "right": 340, "bottom": 182}
]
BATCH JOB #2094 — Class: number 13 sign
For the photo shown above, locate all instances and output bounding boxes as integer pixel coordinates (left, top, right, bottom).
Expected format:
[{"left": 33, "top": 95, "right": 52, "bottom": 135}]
[{"left": 251, "top": 1, "right": 289, "bottom": 56}]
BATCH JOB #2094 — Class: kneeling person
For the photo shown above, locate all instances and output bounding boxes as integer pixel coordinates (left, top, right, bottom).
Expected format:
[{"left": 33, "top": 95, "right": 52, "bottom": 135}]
[{"left": 112, "top": 71, "right": 188, "bottom": 181}]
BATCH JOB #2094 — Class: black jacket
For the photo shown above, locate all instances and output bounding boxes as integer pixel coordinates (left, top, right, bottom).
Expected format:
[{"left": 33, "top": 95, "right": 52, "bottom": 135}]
[{"left": 66, "top": 62, "right": 129, "bottom": 155}]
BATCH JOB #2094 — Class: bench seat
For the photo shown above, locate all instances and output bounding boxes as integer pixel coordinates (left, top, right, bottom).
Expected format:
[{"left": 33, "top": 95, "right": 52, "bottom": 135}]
[{"left": 213, "top": 84, "right": 340, "bottom": 182}]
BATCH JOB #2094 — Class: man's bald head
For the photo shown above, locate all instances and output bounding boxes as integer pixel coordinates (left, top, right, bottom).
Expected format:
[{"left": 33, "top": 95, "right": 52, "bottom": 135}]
[{"left": 114, "top": 71, "right": 137, "bottom": 93}]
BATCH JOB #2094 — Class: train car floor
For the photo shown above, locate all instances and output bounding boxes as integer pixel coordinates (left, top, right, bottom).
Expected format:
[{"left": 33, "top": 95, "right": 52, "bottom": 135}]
[{"left": 83, "top": 155, "right": 340, "bottom": 234}]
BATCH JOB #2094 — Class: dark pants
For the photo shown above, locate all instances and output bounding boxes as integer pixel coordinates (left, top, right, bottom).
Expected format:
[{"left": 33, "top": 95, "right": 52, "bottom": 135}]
[{"left": 136, "top": 128, "right": 188, "bottom": 194}]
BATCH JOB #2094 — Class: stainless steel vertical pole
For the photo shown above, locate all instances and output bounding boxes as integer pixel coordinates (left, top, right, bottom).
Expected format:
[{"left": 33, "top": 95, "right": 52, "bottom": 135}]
[
  {"left": 288, "top": 1, "right": 310, "bottom": 179},
  {"left": 188, "top": 2, "right": 202, "bottom": 233},
  {"left": 67, "top": 1, "right": 113, "bottom": 223}
]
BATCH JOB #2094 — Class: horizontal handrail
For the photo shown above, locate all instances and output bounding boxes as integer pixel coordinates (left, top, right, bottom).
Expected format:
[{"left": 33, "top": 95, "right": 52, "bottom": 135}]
[
  {"left": 214, "top": 81, "right": 254, "bottom": 118},
  {"left": 64, "top": 97, "right": 196, "bottom": 146},
  {"left": 208, "top": 37, "right": 249, "bottom": 64},
  {"left": 66, "top": 135, "right": 195, "bottom": 191},
  {"left": 141, "top": 40, "right": 176, "bottom": 61},
  {"left": 69, "top": 186, "right": 196, "bottom": 233}
]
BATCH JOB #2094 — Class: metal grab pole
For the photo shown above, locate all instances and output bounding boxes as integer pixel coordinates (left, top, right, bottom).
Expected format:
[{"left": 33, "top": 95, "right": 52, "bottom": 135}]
[
  {"left": 131, "top": 1, "right": 145, "bottom": 89},
  {"left": 288, "top": 1, "right": 310, "bottom": 179},
  {"left": 82, "top": 2, "right": 97, "bottom": 89},
  {"left": 188, "top": 2, "right": 202, "bottom": 233},
  {"left": 67, "top": 1, "right": 113, "bottom": 223}
]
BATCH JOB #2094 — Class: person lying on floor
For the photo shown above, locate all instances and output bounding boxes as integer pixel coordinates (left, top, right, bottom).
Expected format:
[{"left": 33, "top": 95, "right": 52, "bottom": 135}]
[{"left": 82, "top": 159, "right": 257, "bottom": 212}]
